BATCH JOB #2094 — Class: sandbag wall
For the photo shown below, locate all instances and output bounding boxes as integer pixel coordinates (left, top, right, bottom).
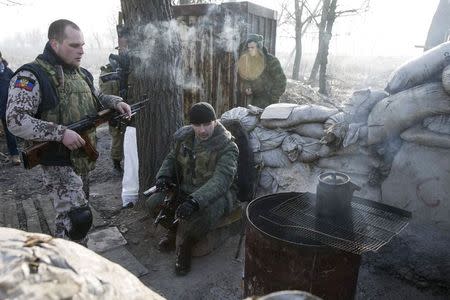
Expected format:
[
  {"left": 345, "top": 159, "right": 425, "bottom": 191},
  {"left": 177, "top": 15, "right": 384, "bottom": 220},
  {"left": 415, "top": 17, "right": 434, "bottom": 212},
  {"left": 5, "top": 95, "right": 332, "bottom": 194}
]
[
  {"left": 221, "top": 90, "right": 388, "bottom": 202},
  {"left": 371, "top": 41, "right": 450, "bottom": 229}
]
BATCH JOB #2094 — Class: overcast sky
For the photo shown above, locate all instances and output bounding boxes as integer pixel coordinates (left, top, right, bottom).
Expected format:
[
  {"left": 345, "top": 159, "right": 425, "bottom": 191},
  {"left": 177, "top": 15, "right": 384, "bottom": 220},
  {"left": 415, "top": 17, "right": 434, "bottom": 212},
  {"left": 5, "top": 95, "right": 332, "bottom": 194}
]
[{"left": 0, "top": 0, "right": 440, "bottom": 58}]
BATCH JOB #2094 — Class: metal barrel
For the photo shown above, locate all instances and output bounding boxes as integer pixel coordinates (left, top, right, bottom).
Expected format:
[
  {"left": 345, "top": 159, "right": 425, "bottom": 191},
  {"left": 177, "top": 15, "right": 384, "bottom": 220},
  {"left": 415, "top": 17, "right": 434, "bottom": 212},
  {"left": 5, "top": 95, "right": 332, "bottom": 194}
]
[{"left": 244, "top": 192, "right": 361, "bottom": 300}]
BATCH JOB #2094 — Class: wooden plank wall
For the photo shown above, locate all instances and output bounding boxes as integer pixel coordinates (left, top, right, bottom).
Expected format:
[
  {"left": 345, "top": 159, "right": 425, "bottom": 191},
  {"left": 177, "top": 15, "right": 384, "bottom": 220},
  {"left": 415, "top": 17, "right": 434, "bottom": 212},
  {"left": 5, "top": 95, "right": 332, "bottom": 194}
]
[{"left": 174, "top": 2, "right": 277, "bottom": 119}]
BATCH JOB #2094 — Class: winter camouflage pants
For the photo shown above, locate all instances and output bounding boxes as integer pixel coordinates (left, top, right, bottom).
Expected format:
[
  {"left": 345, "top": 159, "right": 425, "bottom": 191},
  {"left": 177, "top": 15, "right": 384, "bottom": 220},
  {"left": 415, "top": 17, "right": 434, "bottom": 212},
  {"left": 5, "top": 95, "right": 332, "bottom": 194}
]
[
  {"left": 109, "top": 125, "right": 124, "bottom": 161},
  {"left": 41, "top": 166, "right": 88, "bottom": 241}
]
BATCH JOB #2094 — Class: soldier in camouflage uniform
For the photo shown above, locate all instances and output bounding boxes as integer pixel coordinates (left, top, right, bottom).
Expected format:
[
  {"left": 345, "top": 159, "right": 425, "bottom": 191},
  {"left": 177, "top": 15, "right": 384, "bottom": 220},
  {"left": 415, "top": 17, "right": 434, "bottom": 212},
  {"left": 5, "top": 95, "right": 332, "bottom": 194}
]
[
  {"left": 99, "top": 58, "right": 124, "bottom": 173},
  {"left": 6, "top": 19, "right": 131, "bottom": 243},
  {"left": 238, "top": 34, "right": 287, "bottom": 108},
  {"left": 146, "top": 102, "right": 239, "bottom": 275}
]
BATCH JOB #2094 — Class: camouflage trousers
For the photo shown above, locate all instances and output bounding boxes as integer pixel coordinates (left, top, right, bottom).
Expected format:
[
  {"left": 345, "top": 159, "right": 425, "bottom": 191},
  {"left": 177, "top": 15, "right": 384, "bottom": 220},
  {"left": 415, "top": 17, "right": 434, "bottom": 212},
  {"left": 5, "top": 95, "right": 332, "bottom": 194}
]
[
  {"left": 109, "top": 125, "right": 124, "bottom": 161},
  {"left": 41, "top": 166, "right": 88, "bottom": 242}
]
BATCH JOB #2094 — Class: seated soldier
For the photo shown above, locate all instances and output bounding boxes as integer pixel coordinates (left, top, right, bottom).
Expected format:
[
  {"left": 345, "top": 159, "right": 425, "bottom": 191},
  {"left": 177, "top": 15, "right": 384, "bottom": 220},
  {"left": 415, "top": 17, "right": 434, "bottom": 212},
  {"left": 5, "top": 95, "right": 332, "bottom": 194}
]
[{"left": 146, "top": 102, "right": 239, "bottom": 276}]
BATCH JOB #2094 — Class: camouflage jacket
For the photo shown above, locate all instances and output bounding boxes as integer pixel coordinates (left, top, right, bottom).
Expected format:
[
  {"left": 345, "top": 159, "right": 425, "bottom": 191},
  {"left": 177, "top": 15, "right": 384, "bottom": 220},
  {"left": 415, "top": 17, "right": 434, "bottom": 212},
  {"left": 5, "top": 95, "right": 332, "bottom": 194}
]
[
  {"left": 242, "top": 47, "right": 287, "bottom": 108},
  {"left": 99, "top": 64, "right": 120, "bottom": 96},
  {"left": 6, "top": 43, "right": 122, "bottom": 172},
  {"left": 156, "top": 122, "right": 239, "bottom": 211}
]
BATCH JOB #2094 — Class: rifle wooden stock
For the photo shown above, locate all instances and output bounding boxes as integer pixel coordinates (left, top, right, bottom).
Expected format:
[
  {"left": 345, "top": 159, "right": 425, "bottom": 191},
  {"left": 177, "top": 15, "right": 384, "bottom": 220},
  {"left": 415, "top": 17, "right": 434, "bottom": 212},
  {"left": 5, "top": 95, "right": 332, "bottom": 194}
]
[
  {"left": 21, "top": 99, "right": 149, "bottom": 169},
  {"left": 21, "top": 141, "right": 51, "bottom": 169},
  {"left": 21, "top": 137, "right": 98, "bottom": 170},
  {"left": 81, "top": 134, "right": 99, "bottom": 161}
]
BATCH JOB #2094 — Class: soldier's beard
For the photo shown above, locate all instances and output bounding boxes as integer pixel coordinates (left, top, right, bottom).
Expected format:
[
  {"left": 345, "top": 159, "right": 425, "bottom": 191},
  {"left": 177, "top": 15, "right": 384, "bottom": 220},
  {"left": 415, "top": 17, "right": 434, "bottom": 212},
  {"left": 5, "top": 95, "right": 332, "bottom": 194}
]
[{"left": 196, "top": 132, "right": 212, "bottom": 141}]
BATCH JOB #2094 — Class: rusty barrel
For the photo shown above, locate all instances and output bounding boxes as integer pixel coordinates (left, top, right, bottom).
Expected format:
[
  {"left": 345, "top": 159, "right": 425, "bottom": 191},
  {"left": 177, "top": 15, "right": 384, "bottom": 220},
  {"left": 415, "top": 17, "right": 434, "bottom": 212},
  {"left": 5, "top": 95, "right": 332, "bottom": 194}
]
[{"left": 244, "top": 192, "right": 361, "bottom": 300}]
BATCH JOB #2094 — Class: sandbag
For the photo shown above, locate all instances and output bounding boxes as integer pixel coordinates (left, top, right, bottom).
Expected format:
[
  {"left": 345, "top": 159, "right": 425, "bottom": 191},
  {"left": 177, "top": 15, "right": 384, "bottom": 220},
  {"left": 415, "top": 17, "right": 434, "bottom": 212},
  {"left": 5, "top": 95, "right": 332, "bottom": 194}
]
[
  {"left": 323, "top": 112, "right": 349, "bottom": 146},
  {"left": 221, "top": 107, "right": 258, "bottom": 132},
  {"left": 252, "top": 126, "right": 288, "bottom": 151},
  {"left": 281, "top": 134, "right": 304, "bottom": 162},
  {"left": 401, "top": 125, "right": 450, "bottom": 149},
  {"left": 343, "top": 123, "right": 366, "bottom": 147},
  {"left": 381, "top": 142, "right": 450, "bottom": 229},
  {"left": 343, "top": 89, "right": 388, "bottom": 123},
  {"left": 423, "top": 114, "right": 450, "bottom": 135},
  {"left": 258, "top": 168, "right": 278, "bottom": 193},
  {"left": 266, "top": 162, "right": 319, "bottom": 195},
  {"left": 299, "top": 143, "right": 331, "bottom": 163},
  {"left": 317, "top": 154, "right": 381, "bottom": 176},
  {"left": 442, "top": 64, "right": 450, "bottom": 94},
  {"left": 280, "top": 134, "right": 327, "bottom": 163},
  {"left": 287, "top": 123, "right": 324, "bottom": 139},
  {"left": 324, "top": 112, "right": 347, "bottom": 130},
  {"left": 0, "top": 228, "right": 162, "bottom": 300},
  {"left": 249, "top": 131, "right": 261, "bottom": 152},
  {"left": 385, "top": 41, "right": 450, "bottom": 94},
  {"left": 260, "top": 104, "right": 338, "bottom": 129},
  {"left": 367, "top": 82, "right": 450, "bottom": 145},
  {"left": 254, "top": 148, "right": 291, "bottom": 168}
]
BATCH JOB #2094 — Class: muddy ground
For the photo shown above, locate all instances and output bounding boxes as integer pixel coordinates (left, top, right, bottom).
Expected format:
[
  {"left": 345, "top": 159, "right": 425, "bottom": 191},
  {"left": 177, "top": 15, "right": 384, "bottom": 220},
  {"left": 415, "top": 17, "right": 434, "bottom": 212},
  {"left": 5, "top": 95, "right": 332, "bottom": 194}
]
[{"left": 0, "top": 80, "right": 449, "bottom": 299}]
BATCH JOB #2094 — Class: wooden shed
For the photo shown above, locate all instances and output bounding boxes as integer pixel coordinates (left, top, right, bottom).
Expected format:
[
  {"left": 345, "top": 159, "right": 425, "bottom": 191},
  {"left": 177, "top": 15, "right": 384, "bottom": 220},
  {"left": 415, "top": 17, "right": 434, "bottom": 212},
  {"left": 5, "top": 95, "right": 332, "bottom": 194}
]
[{"left": 172, "top": 1, "right": 278, "bottom": 119}]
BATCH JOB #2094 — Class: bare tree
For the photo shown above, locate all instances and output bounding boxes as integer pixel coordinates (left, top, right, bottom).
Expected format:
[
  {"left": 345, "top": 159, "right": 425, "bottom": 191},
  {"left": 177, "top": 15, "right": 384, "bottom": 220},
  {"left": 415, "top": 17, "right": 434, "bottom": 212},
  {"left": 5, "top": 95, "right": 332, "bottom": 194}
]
[
  {"left": 292, "top": 0, "right": 305, "bottom": 80},
  {"left": 308, "top": 0, "right": 370, "bottom": 95},
  {"left": 120, "top": 0, "right": 183, "bottom": 194},
  {"left": 292, "top": 0, "right": 321, "bottom": 80},
  {"left": 278, "top": 0, "right": 321, "bottom": 80}
]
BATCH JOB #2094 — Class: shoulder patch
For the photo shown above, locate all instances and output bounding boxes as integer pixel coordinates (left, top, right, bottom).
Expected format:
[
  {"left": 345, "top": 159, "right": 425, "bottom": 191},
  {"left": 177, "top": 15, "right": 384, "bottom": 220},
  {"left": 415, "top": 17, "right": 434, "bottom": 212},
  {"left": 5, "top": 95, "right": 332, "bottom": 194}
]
[{"left": 14, "top": 76, "right": 36, "bottom": 91}]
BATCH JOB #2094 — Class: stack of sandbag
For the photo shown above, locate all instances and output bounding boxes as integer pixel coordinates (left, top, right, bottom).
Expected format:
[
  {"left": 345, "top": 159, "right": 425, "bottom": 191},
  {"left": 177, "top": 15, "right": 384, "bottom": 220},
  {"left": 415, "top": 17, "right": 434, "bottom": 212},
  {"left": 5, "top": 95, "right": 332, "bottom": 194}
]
[
  {"left": 316, "top": 89, "right": 389, "bottom": 201},
  {"left": 369, "top": 41, "right": 450, "bottom": 229},
  {"left": 221, "top": 104, "right": 337, "bottom": 195},
  {"left": 221, "top": 101, "right": 384, "bottom": 201},
  {"left": 368, "top": 41, "right": 450, "bottom": 145}
]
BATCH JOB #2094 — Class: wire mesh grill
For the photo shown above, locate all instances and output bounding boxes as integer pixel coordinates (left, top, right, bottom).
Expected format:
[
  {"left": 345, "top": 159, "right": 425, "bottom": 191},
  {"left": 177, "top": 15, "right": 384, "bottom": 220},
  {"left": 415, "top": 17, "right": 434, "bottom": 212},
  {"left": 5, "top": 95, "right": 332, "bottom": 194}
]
[{"left": 258, "top": 193, "right": 410, "bottom": 255}]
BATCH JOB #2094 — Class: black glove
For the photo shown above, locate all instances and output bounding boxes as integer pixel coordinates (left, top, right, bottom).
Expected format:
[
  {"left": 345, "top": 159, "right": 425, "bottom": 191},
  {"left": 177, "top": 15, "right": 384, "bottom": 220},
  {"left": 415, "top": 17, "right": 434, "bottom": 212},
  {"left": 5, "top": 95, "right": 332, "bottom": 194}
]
[
  {"left": 155, "top": 176, "right": 173, "bottom": 191},
  {"left": 175, "top": 198, "right": 199, "bottom": 220}
]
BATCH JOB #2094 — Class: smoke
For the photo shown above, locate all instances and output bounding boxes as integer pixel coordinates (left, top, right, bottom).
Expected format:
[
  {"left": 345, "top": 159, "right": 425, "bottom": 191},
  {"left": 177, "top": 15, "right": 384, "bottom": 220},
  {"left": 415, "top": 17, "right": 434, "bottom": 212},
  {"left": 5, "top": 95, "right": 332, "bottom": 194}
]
[{"left": 129, "top": 4, "right": 244, "bottom": 91}]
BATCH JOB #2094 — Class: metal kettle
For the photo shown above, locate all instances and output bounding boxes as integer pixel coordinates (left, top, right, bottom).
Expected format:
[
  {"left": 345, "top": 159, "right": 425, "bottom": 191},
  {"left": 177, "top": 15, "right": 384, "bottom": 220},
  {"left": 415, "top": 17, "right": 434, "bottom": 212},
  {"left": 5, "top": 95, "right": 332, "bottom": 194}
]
[{"left": 315, "top": 171, "right": 361, "bottom": 217}]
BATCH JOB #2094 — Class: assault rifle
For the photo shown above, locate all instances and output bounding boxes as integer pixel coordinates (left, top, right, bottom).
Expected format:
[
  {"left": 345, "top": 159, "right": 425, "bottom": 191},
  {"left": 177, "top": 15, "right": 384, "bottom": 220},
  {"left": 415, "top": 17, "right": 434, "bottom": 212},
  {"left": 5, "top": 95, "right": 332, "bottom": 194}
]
[
  {"left": 21, "top": 99, "right": 149, "bottom": 169},
  {"left": 143, "top": 184, "right": 181, "bottom": 228}
]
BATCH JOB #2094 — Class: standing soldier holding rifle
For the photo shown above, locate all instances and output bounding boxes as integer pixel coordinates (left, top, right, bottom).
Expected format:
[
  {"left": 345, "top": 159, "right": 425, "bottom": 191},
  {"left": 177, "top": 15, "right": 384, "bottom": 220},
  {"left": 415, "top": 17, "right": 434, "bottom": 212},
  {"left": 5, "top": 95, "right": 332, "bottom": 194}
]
[
  {"left": 6, "top": 19, "right": 131, "bottom": 244},
  {"left": 99, "top": 26, "right": 130, "bottom": 174}
]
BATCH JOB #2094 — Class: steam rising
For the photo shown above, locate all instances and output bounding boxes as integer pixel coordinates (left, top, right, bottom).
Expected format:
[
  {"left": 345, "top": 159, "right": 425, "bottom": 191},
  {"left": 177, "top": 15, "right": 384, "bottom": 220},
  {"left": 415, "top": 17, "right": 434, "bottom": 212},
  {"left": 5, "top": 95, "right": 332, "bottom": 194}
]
[{"left": 128, "top": 5, "right": 243, "bottom": 91}]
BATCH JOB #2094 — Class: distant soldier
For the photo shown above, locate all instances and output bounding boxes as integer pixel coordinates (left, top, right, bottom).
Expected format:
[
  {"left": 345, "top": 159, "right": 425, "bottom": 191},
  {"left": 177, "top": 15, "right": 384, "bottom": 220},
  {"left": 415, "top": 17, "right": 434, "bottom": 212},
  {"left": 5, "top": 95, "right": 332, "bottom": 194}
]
[
  {"left": 146, "top": 102, "right": 239, "bottom": 275},
  {"left": 238, "top": 34, "right": 287, "bottom": 108},
  {"left": 0, "top": 51, "right": 20, "bottom": 165},
  {"left": 99, "top": 31, "right": 130, "bottom": 174},
  {"left": 6, "top": 19, "right": 131, "bottom": 243}
]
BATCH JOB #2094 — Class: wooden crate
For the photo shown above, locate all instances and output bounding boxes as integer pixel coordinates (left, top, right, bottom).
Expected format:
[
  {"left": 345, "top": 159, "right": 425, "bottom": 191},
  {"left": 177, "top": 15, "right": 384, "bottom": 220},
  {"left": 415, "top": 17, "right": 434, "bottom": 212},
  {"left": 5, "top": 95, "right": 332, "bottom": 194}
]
[{"left": 173, "top": 2, "right": 277, "bottom": 120}]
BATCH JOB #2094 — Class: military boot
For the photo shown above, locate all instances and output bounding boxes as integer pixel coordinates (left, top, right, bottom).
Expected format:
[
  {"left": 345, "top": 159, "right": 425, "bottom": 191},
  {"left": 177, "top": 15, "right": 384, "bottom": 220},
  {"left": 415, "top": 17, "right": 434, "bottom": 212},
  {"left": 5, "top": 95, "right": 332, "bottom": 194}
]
[
  {"left": 158, "top": 228, "right": 176, "bottom": 252},
  {"left": 175, "top": 239, "right": 193, "bottom": 276},
  {"left": 113, "top": 159, "right": 123, "bottom": 174}
]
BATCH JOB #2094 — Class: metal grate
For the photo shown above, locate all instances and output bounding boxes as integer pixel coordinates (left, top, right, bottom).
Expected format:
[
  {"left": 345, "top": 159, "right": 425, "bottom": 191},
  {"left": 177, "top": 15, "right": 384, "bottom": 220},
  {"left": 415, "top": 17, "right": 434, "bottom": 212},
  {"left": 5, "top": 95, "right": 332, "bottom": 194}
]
[{"left": 258, "top": 193, "right": 411, "bottom": 255}]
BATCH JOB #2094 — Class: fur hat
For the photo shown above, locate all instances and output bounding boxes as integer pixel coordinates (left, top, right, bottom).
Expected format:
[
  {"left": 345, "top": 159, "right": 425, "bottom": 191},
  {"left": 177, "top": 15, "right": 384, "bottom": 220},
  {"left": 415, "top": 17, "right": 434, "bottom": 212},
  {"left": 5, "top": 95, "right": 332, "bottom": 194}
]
[
  {"left": 246, "top": 34, "right": 264, "bottom": 49},
  {"left": 189, "top": 102, "right": 216, "bottom": 124}
]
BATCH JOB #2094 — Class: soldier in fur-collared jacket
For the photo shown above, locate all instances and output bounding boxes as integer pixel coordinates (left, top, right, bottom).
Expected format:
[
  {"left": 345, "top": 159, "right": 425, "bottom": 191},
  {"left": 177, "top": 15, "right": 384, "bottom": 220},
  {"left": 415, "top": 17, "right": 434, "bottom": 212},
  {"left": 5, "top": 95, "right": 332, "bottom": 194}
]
[
  {"left": 238, "top": 34, "right": 287, "bottom": 108},
  {"left": 146, "top": 102, "right": 239, "bottom": 276}
]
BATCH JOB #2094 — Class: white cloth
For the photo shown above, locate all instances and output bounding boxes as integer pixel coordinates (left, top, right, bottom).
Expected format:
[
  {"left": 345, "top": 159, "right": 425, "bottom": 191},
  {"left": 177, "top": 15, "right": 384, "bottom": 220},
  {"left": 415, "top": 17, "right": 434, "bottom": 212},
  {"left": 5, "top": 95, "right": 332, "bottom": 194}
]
[{"left": 121, "top": 127, "right": 139, "bottom": 206}]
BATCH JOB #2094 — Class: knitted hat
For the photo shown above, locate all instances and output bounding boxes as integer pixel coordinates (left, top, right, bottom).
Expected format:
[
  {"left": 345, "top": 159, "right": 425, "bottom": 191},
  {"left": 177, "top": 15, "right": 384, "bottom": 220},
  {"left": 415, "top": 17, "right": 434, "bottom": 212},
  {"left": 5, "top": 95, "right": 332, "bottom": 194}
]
[
  {"left": 246, "top": 34, "right": 264, "bottom": 49},
  {"left": 189, "top": 102, "right": 216, "bottom": 124}
]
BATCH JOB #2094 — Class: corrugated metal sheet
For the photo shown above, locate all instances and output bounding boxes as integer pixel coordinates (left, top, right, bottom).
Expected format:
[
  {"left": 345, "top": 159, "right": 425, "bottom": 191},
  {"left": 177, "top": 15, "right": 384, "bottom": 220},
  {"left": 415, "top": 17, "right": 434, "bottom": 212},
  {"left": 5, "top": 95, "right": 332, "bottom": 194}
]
[{"left": 173, "top": 2, "right": 277, "bottom": 120}]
